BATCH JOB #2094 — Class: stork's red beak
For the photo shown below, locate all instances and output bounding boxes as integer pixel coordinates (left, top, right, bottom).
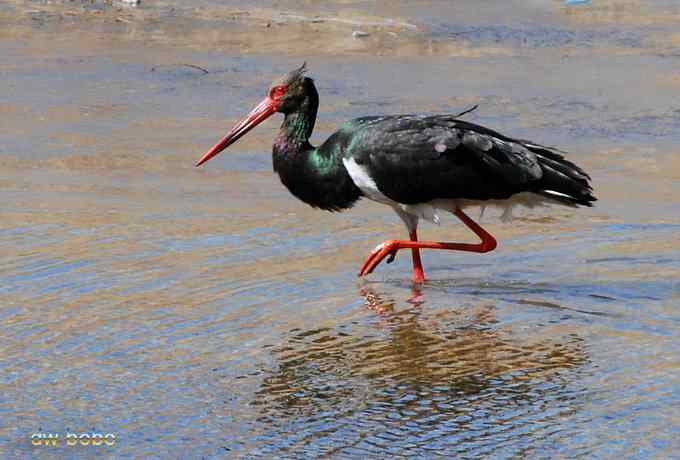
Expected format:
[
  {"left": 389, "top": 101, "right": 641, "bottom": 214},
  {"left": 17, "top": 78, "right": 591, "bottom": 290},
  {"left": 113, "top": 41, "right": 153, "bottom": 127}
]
[{"left": 195, "top": 97, "right": 277, "bottom": 167}]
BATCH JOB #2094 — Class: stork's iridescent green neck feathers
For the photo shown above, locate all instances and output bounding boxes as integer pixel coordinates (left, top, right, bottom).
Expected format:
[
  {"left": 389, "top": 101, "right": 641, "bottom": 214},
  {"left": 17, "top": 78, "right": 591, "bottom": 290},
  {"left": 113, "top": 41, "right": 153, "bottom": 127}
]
[
  {"left": 273, "top": 85, "right": 317, "bottom": 154},
  {"left": 271, "top": 76, "right": 362, "bottom": 211}
]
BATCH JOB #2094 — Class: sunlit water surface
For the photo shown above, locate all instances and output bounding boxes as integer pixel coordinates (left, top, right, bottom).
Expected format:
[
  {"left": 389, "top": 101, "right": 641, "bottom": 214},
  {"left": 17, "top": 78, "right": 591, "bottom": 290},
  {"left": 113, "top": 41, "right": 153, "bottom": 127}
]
[{"left": 1, "top": 0, "right": 679, "bottom": 458}]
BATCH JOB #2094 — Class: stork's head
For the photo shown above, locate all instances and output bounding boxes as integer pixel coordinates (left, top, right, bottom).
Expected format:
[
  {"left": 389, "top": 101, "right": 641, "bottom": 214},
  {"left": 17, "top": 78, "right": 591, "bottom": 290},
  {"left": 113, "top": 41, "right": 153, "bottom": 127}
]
[{"left": 195, "top": 63, "right": 311, "bottom": 167}]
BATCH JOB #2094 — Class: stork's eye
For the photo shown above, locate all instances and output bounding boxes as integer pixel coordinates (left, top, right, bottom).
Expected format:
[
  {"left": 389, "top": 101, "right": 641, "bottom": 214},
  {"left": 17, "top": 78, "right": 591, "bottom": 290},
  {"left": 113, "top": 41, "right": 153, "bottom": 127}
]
[{"left": 271, "top": 85, "right": 287, "bottom": 98}]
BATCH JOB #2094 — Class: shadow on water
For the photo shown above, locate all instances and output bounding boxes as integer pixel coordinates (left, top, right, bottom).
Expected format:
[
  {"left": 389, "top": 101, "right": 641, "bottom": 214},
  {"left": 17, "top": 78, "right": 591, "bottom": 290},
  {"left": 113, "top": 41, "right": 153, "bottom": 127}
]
[{"left": 245, "top": 286, "right": 592, "bottom": 459}]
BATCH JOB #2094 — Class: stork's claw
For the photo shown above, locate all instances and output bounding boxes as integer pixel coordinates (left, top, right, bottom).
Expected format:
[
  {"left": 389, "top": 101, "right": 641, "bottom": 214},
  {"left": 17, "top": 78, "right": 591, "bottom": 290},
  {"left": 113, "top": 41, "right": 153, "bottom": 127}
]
[{"left": 358, "top": 240, "right": 401, "bottom": 276}]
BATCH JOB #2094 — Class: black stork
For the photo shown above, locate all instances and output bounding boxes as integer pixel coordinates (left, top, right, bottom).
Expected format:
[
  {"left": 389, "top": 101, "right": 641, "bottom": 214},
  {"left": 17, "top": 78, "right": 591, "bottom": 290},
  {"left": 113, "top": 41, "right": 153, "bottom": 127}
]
[{"left": 196, "top": 64, "right": 596, "bottom": 283}]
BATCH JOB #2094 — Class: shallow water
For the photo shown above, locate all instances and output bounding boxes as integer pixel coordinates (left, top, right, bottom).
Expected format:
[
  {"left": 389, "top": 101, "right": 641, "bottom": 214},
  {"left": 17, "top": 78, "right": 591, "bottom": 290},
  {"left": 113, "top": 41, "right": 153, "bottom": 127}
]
[{"left": 1, "top": 0, "right": 680, "bottom": 458}]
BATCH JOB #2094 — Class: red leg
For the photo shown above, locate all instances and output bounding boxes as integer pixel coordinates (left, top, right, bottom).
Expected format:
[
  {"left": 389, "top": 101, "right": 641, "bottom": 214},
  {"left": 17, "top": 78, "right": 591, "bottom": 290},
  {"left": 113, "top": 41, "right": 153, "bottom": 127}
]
[
  {"left": 358, "top": 208, "right": 497, "bottom": 277},
  {"left": 409, "top": 229, "right": 425, "bottom": 284}
]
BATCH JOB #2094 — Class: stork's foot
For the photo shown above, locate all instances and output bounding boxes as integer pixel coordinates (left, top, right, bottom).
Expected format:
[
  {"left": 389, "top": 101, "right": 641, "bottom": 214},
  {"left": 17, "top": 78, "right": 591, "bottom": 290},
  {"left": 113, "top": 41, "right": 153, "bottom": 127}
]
[{"left": 358, "top": 240, "right": 401, "bottom": 277}]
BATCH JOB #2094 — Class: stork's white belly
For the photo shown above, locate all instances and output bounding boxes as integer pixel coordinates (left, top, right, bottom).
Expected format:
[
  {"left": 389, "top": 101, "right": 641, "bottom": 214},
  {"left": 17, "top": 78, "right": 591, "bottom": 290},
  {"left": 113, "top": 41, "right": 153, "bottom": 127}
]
[{"left": 342, "top": 157, "right": 393, "bottom": 205}]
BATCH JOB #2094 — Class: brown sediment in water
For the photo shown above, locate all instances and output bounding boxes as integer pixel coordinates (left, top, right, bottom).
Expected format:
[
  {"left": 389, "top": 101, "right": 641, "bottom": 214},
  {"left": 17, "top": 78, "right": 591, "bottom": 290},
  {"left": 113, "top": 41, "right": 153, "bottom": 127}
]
[{"left": 1, "top": 0, "right": 680, "bottom": 458}]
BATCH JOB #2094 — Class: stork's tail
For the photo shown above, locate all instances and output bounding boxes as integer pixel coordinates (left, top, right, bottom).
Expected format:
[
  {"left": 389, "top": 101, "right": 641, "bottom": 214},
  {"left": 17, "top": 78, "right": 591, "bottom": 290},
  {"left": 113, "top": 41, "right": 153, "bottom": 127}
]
[{"left": 524, "top": 143, "right": 597, "bottom": 207}]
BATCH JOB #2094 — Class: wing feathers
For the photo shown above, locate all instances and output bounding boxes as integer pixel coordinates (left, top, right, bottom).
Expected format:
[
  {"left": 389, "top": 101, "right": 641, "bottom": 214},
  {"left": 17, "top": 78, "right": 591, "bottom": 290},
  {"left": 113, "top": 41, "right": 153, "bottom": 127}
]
[{"left": 334, "top": 114, "right": 596, "bottom": 207}]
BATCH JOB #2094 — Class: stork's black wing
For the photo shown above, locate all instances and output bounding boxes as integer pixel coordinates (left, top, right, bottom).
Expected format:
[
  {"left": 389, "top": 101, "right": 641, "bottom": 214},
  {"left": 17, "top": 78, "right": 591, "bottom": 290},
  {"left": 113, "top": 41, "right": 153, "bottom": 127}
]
[{"left": 329, "top": 115, "right": 595, "bottom": 206}]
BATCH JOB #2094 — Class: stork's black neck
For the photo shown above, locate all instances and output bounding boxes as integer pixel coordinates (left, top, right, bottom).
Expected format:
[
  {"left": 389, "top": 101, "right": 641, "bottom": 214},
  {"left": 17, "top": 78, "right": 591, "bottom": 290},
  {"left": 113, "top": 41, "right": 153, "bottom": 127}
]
[
  {"left": 274, "top": 78, "right": 319, "bottom": 155},
  {"left": 272, "top": 78, "right": 361, "bottom": 211}
]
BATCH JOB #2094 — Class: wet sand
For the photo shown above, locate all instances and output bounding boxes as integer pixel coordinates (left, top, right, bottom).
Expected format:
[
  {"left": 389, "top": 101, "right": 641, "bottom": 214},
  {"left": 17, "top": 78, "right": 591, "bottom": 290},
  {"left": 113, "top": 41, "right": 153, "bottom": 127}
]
[{"left": 1, "top": 0, "right": 680, "bottom": 458}]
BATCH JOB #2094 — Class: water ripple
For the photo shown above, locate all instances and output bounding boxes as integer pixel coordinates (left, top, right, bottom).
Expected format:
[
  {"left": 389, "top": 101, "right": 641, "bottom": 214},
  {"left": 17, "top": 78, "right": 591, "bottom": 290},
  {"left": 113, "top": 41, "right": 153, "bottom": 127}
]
[{"left": 241, "top": 289, "right": 592, "bottom": 459}]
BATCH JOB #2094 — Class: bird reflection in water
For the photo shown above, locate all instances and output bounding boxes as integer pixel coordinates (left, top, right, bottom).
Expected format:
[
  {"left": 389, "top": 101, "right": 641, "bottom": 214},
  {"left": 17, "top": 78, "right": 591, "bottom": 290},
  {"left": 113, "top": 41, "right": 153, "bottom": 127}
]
[
  {"left": 249, "top": 287, "right": 591, "bottom": 457},
  {"left": 361, "top": 282, "right": 426, "bottom": 314}
]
